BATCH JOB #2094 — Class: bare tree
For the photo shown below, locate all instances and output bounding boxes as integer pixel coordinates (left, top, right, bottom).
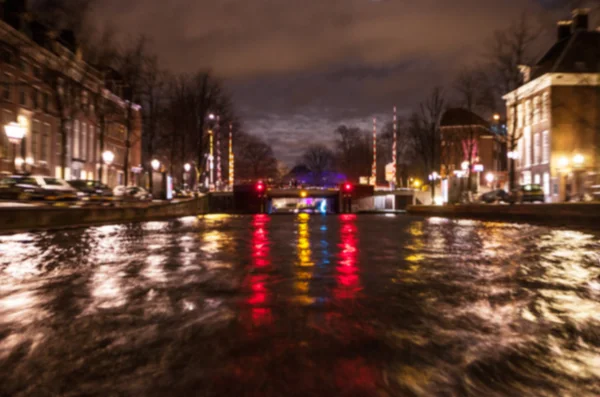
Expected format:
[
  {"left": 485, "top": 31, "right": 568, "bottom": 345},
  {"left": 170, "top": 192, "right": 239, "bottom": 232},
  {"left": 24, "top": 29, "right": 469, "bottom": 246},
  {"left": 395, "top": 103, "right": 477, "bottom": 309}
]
[
  {"left": 334, "top": 125, "right": 371, "bottom": 182},
  {"left": 117, "top": 36, "right": 148, "bottom": 186},
  {"left": 301, "top": 144, "right": 336, "bottom": 186},
  {"left": 410, "top": 87, "right": 445, "bottom": 200},
  {"left": 235, "top": 133, "right": 278, "bottom": 180},
  {"left": 486, "top": 13, "right": 541, "bottom": 190}
]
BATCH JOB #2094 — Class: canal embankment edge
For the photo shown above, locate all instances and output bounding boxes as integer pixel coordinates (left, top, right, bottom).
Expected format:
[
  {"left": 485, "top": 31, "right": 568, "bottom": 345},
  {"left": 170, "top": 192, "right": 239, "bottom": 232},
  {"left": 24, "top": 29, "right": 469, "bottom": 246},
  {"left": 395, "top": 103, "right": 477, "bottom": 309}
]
[
  {"left": 0, "top": 198, "right": 209, "bottom": 234},
  {"left": 407, "top": 203, "right": 600, "bottom": 226}
]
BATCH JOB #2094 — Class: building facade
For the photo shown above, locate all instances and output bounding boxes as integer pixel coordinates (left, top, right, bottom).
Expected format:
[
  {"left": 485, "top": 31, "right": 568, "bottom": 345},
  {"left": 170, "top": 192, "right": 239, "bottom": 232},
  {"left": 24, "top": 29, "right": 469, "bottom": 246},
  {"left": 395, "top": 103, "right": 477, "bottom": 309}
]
[
  {"left": 440, "top": 108, "right": 507, "bottom": 199},
  {"left": 0, "top": 1, "right": 142, "bottom": 187},
  {"left": 503, "top": 9, "right": 600, "bottom": 201}
]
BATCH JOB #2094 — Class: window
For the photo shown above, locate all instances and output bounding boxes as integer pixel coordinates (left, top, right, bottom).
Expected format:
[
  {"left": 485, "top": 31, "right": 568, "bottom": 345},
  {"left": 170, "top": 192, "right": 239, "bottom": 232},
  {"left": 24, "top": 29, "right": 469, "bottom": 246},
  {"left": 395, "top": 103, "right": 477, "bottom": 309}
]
[
  {"left": 543, "top": 172, "right": 550, "bottom": 197},
  {"left": 19, "top": 80, "right": 26, "bottom": 106},
  {"left": 32, "top": 120, "right": 41, "bottom": 162},
  {"left": 533, "top": 96, "right": 540, "bottom": 124},
  {"left": 533, "top": 133, "right": 540, "bottom": 164},
  {"left": 542, "top": 93, "right": 549, "bottom": 121},
  {"left": 81, "top": 122, "right": 87, "bottom": 161},
  {"left": 524, "top": 127, "right": 531, "bottom": 167},
  {"left": 18, "top": 58, "right": 27, "bottom": 73},
  {"left": 542, "top": 130, "right": 549, "bottom": 164},
  {"left": 89, "top": 125, "right": 95, "bottom": 162},
  {"left": 33, "top": 88, "right": 39, "bottom": 109},
  {"left": 2, "top": 73, "right": 11, "bottom": 101},
  {"left": 73, "top": 120, "right": 80, "bottom": 159},
  {"left": 534, "top": 174, "right": 540, "bottom": 185},
  {"left": 1, "top": 49, "right": 13, "bottom": 64},
  {"left": 33, "top": 66, "right": 42, "bottom": 79},
  {"left": 1, "top": 110, "right": 13, "bottom": 158},
  {"left": 41, "top": 123, "right": 50, "bottom": 162},
  {"left": 43, "top": 93, "right": 49, "bottom": 112},
  {"left": 517, "top": 104, "right": 523, "bottom": 128},
  {"left": 525, "top": 100, "right": 531, "bottom": 126}
]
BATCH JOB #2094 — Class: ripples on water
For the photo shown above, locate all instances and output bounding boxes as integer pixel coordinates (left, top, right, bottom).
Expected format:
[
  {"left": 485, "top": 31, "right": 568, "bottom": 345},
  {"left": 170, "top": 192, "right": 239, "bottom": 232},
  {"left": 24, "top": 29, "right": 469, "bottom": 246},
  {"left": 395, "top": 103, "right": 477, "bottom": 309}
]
[{"left": 1, "top": 214, "right": 600, "bottom": 396}]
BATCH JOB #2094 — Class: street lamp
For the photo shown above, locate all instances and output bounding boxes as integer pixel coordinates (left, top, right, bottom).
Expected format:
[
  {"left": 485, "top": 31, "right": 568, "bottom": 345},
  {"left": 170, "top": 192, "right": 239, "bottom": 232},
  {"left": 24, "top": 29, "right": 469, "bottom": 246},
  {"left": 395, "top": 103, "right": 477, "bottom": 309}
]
[
  {"left": 573, "top": 154, "right": 584, "bottom": 166},
  {"left": 558, "top": 156, "right": 569, "bottom": 169},
  {"left": 493, "top": 114, "right": 500, "bottom": 121},
  {"left": 102, "top": 150, "right": 114, "bottom": 165},
  {"left": 151, "top": 159, "right": 161, "bottom": 171},
  {"left": 485, "top": 172, "right": 495, "bottom": 184},
  {"left": 4, "top": 122, "right": 26, "bottom": 172},
  {"left": 184, "top": 163, "right": 191, "bottom": 172},
  {"left": 14, "top": 157, "right": 24, "bottom": 168}
]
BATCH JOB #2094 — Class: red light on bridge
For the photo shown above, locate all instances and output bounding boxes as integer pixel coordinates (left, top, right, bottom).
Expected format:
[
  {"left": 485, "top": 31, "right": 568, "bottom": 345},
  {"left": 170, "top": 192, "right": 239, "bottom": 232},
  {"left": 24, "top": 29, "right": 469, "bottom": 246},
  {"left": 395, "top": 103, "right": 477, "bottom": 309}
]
[
  {"left": 256, "top": 181, "right": 265, "bottom": 192},
  {"left": 343, "top": 183, "right": 353, "bottom": 192}
]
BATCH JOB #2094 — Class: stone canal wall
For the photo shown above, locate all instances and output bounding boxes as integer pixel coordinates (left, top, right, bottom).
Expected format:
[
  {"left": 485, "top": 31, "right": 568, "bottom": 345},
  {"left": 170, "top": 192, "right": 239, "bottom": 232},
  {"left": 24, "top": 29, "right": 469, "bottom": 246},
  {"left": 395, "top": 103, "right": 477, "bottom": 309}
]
[
  {"left": 407, "top": 203, "right": 600, "bottom": 224},
  {"left": 0, "top": 198, "right": 208, "bottom": 233}
]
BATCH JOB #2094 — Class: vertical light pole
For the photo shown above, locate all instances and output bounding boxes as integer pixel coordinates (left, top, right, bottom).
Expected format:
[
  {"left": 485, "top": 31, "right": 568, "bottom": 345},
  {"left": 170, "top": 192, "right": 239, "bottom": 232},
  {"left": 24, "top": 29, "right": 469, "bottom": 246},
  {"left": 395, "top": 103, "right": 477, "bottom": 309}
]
[
  {"left": 371, "top": 117, "right": 377, "bottom": 186},
  {"left": 228, "top": 122, "right": 234, "bottom": 189},
  {"left": 208, "top": 113, "right": 216, "bottom": 189},
  {"left": 216, "top": 115, "right": 221, "bottom": 189},
  {"left": 4, "top": 122, "right": 26, "bottom": 173},
  {"left": 184, "top": 163, "right": 191, "bottom": 189},
  {"left": 392, "top": 106, "right": 397, "bottom": 187}
]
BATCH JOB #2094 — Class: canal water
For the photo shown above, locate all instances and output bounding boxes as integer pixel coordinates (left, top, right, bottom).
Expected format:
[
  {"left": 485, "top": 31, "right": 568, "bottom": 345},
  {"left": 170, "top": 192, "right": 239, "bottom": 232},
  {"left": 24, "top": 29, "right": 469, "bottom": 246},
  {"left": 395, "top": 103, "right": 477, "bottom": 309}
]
[{"left": 1, "top": 214, "right": 600, "bottom": 396}]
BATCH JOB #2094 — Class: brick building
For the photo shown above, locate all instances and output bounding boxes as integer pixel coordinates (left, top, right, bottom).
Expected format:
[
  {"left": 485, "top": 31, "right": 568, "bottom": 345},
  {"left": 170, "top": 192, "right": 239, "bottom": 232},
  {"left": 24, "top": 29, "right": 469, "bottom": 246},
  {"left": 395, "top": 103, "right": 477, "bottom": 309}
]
[
  {"left": 440, "top": 108, "right": 506, "bottom": 201},
  {"left": 0, "top": 1, "right": 142, "bottom": 187},
  {"left": 503, "top": 9, "right": 600, "bottom": 202}
]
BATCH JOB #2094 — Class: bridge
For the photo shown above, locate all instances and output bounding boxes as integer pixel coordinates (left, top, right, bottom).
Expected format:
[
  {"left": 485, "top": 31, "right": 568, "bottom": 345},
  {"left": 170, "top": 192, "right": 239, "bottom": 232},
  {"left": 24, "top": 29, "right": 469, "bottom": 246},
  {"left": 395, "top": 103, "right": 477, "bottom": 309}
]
[{"left": 208, "top": 183, "right": 415, "bottom": 214}]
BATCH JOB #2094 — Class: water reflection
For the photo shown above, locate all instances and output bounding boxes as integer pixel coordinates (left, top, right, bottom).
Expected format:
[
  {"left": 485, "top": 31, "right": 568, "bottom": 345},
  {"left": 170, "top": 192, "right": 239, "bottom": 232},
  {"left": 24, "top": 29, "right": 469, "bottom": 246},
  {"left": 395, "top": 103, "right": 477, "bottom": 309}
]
[
  {"left": 335, "top": 214, "right": 360, "bottom": 300},
  {"left": 0, "top": 216, "right": 599, "bottom": 396},
  {"left": 247, "top": 214, "right": 273, "bottom": 327}
]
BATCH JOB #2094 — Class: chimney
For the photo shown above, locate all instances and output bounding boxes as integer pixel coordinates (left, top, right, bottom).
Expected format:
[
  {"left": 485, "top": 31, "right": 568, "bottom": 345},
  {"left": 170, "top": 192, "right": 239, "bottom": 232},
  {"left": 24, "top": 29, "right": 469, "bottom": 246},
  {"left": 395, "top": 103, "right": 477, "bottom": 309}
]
[
  {"left": 557, "top": 20, "right": 572, "bottom": 41},
  {"left": 572, "top": 8, "right": 589, "bottom": 32}
]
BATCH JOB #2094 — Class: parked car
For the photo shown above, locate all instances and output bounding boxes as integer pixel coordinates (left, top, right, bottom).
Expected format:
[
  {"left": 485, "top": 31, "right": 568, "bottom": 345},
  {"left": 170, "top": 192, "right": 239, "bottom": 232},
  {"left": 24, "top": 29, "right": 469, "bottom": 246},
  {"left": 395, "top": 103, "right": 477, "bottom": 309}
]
[
  {"left": 113, "top": 185, "right": 152, "bottom": 201},
  {"left": 479, "top": 189, "right": 511, "bottom": 204},
  {"left": 30, "top": 176, "right": 78, "bottom": 201},
  {"left": 68, "top": 180, "right": 113, "bottom": 201},
  {"left": 510, "top": 184, "right": 545, "bottom": 203},
  {"left": 0, "top": 175, "right": 46, "bottom": 201},
  {"left": 174, "top": 188, "right": 192, "bottom": 199}
]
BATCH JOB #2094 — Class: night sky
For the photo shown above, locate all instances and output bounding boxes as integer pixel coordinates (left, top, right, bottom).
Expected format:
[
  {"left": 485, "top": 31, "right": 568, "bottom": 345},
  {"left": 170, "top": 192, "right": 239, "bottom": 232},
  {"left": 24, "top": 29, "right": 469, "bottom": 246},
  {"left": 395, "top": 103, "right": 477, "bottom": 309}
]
[{"left": 95, "top": 0, "right": 589, "bottom": 164}]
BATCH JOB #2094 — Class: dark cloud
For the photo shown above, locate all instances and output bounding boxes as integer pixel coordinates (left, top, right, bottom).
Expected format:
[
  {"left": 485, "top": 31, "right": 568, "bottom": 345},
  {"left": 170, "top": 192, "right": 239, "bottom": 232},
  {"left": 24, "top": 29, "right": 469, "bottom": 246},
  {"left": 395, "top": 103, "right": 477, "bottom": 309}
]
[{"left": 94, "top": 0, "right": 593, "bottom": 164}]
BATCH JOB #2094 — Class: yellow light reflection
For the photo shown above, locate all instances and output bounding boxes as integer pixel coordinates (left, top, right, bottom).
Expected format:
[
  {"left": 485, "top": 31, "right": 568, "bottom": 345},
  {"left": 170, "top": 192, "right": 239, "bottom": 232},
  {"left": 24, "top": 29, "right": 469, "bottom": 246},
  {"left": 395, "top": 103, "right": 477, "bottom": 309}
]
[{"left": 295, "top": 213, "right": 315, "bottom": 305}]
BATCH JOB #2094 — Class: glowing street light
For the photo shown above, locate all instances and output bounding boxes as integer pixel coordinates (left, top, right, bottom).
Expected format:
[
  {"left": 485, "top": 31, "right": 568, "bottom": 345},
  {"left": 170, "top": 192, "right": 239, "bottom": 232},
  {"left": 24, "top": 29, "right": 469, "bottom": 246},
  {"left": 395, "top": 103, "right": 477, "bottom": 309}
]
[
  {"left": 558, "top": 156, "right": 569, "bottom": 169},
  {"left": 208, "top": 113, "right": 216, "bottom": 120},
  {"left": 151, "top": 159, "right": 161, "bottom": 171},
  {"left": 573, "top": 154, "right": 584, "bottom": 166},
  {"left": 14, "top": 157, "right": 24, "bottom": 168},
  {"left": 102, "top": 150, "right": 114, "bottom": 165},
  {"left": 493, "top": 113, "right": 501, "bottom": 121},
  {"left": 4, "top": 122, "right": 25, "bottom": 144},
  {"left": 184, "top": 163, "right": 191, "bottom": 172},
  {"left": 485, "top": 172, "right": 495, "bottom": 184}
]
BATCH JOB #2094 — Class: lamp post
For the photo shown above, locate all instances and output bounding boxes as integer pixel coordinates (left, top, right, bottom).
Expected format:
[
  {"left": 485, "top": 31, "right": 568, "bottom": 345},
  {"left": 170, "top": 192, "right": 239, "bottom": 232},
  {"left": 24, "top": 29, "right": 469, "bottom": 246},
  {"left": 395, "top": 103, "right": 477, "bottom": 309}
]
[
  {"left": 184, "top": 163, "right": 191, "bottom": 189},
  {"left": 4, "top": 122, "right": 26, "bottom": 173},
  {"left": 151, "top": 159, "right": 161, "bottom": 172},
  {"left": 102, "top": 150, "right": 114, "bottom": 185}
]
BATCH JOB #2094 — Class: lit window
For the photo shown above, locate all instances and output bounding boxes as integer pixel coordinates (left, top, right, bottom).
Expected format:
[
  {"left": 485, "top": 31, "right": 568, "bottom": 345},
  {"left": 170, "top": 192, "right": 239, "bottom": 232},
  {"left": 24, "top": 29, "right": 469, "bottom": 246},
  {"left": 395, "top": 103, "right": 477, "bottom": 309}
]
[
  {"left": 73, "top": 120, "right": 80, "bottom": 159},
  {"left": 542, "top": 93, "right": 549, "bottom": 121},
  {"left": 542, "top": 131, "right": 550, "bottom": 164},
  {"left": 533, "top": 133, "right": 540, "bottom": 164},
  {"left": 533, "top": 96, "right": 540, "bottom": 124}
]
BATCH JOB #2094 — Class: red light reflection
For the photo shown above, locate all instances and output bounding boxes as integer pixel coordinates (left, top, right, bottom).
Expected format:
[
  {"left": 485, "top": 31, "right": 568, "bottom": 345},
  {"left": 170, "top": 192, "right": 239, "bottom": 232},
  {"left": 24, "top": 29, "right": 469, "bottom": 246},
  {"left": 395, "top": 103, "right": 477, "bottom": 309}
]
[
  {"left": 245, "top": 215, "right": 273, "bottom": 327},
  {"left": 335, "top": 214, "right": 361, "bottom": 300}
]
